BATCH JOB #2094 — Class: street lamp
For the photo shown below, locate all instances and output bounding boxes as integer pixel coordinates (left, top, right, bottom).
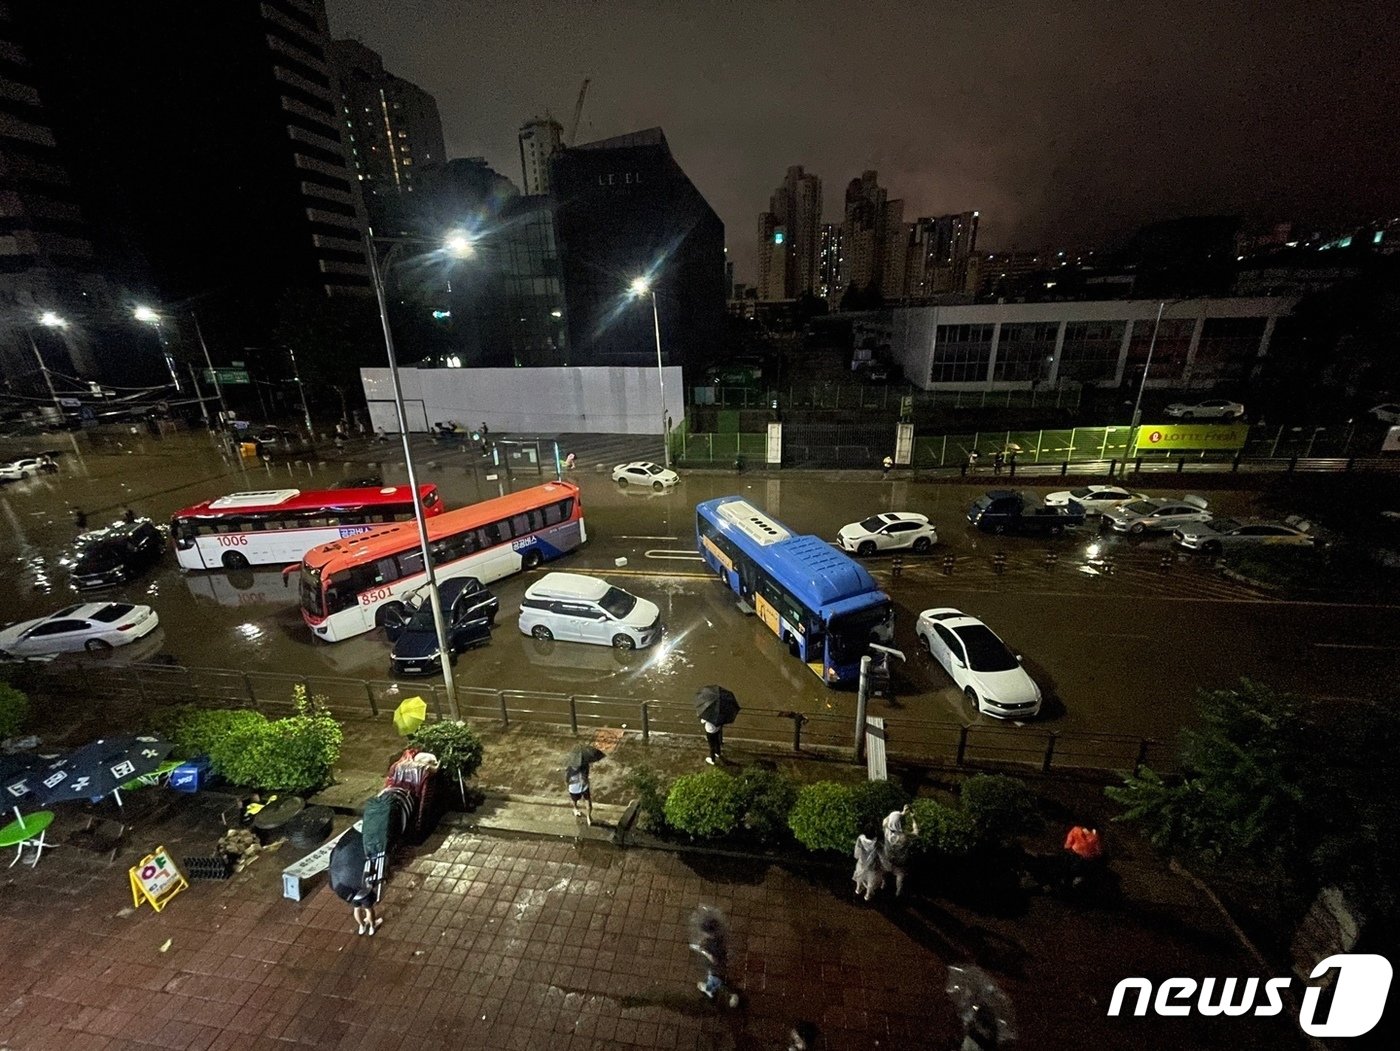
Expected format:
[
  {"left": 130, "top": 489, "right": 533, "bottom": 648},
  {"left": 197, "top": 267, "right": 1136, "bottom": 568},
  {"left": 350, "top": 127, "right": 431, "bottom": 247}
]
[
  {"left": 133, "top": 304, "right": 183, "bottom": 393},
  {"left": 629, "top": 276, "right": 670, "bottom": 469},
  {"left": 1129, "top": 301, "right": 1167, "bottom": 432},
  {"left": 29, "top": 312, "right": 67, "bottom": 417},
  {"left": 364, "top": 228, "right": 477, "bottom": 716}
]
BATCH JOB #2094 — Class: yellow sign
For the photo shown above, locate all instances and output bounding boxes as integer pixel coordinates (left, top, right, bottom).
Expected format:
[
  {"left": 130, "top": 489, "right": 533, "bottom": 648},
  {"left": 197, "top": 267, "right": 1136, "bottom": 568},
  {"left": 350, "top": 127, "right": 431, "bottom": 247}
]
[
  {"left": 701, "top": 535, "right": 733, "bottom": 571},
  {"left": 754, "top": 593, "right": 780, "bottom": 636},
  {"left": 130, "top": 846, "right": 188, "bottom": 912},
  {"left": 1133, "top": 423, "right": 1248, "bottom": 454}
]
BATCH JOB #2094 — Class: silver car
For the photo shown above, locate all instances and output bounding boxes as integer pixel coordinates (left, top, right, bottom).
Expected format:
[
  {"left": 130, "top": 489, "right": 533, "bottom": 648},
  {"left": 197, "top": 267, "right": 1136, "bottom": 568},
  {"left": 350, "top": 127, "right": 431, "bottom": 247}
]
[
  {"left": 1102, "top": 495, "right": 1210, "bottom": 534},
  {"left": 1173, "top": 518, "right": 1315, "bottom": 555},
  {"left": 1044, "top": 485, "right": 1146, "bottom": 515}
]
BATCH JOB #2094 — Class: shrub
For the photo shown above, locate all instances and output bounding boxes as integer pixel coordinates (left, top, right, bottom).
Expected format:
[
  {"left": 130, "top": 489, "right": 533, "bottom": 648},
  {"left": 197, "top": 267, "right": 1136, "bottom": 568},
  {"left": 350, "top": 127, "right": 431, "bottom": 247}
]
[
  {"left": 213, "top": 688, "right": 342, "bottom": 794},
  {"left": 664, "top": 770, "right": 745, "bottom": 838},
  {"left": 0, "top": 683, "right": 29, "bottom": 740},
  {"left": 911, "top": 798, "right": 978, "bottom": 859},
  {"left": 788, "top": 781, "right": 859, "bottom": 853},
  {"left": 151, "top": 705, "right": 267, "bottom": 763},
  {"left": 409, "top": 720, "right": 484, "bottom": 782},
  {"left": 959, "top": 774, "right": 1036, "bottom": 847},
  {"left": 625, "top": 764, "right": 672, "bottom": 833},
  {"left": 852, "top": 779, "right": 909, "bottom": 831},
  {"left": 738, "top": 766, "right": 798, "bottom": 844}
]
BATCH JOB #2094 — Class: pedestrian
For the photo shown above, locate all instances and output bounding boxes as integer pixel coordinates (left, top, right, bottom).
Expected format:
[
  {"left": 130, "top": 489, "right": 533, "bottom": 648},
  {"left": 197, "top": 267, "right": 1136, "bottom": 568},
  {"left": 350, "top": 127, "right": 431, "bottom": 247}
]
[
  {"left": 993, "top": 451, "right": 1005, "bottom": 475},
  {"left": 72, "top": 507, "right": 88, "bottom": 530},
  {"left": 786, "top": 1021, "right": 819, "bottom": 1050},
  {"left": 690, "top": 906, "right": 740, "bottom": 1008},
  {"left": 39, "top": 454, "right": 58, "bottom": 474},
  {"left": 879, "top": 806, "right": 919, "bottom": 897},
  {"left": 328, "top": 827, "right": 382, "bottom": 936},
  {"left": 701, "top": 714, "right": 724, "bottom": 765},
  {"left": 564, "top": 451, "right": 576, "bottom": 471},
  {"left": 881, "top": 454, "right": 893, "bottom": 478},
  {"left": 1062, "top": 824, "right": 1103, "bottom": 889},
  {"left": 123, "top": 507, "right": 137, "bottom": 524},
  {"left": 852, "top": 826, "right": 883, "bottom": 901},
  {"left": 967, "top": 449, "right": 980, "bottom": 473},
  {"left": 479, "top": 421, "right": 489, "bottom": 440},
  {"left": 566, "top": 761, "right": 593, "bottom": 825}
]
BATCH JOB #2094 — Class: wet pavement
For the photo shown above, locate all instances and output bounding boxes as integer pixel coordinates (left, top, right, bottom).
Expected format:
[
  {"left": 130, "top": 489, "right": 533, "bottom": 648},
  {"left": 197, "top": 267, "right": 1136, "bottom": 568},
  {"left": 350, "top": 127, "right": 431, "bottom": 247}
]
[
  {"left": 3, "top": 429, "right": 1399, "bottom": 752},
  {"left": 0, "top": 714, "right": 1308, "bottom": 1051}
]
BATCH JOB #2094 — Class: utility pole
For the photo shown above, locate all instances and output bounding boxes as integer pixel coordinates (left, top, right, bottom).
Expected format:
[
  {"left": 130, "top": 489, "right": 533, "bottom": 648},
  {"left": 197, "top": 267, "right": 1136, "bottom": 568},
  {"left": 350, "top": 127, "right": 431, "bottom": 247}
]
[
  {"left": 287, "top": 345, "right": 313, "bottom": 436},
  {"left": 192, "top": 312, "right": 229, "bottom": 425}
]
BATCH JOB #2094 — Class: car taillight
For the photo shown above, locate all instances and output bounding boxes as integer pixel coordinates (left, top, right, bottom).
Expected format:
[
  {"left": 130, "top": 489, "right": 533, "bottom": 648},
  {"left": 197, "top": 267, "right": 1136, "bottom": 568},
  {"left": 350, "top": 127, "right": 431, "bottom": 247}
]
[{"left": 117, "top": 623, "right": 136, "bottom": 631}]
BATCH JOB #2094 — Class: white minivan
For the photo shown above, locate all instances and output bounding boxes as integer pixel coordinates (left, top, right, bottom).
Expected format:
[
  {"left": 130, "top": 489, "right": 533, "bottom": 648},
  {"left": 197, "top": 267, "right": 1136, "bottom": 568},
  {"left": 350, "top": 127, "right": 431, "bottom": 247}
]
[{"left": 517, "top": 572, "right": 662, "bottom": 650}]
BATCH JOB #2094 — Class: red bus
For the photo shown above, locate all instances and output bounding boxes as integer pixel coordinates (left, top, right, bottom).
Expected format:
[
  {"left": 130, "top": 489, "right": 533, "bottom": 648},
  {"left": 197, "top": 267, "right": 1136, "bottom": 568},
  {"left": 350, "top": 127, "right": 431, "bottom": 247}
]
[
  {"left": 171, "top": 485, "right": 442, "bottom": 571},
  {"left": 295, "top": 481, "right": 584, "bottom": 641}
]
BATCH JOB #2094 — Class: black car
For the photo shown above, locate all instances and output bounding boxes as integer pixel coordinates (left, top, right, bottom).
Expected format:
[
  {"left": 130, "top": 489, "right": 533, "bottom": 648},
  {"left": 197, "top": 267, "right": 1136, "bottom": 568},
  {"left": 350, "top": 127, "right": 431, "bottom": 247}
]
[
  {"left": 967, "top": 490, "right": 1086, "bottom": 536},
  {"left": 388, "top": 577, "right": 499, "bottom": 676},
  {"left": 69, "top": 519, "right": 165, "bottom": 590}
]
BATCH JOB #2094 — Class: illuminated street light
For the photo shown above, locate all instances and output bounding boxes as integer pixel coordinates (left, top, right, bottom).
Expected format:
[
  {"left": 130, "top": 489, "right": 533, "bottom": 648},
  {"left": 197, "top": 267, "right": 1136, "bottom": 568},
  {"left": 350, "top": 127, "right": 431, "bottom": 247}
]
[
  {"left": 133, "top": 305, "right": 160, "bottom": 324},
  {"left": 132, "top": 303, "right": 183, "bottom": 393},
  {"left": 444, "top": 231, "right": 475, "bottom": 258},
  {"left": 38, "top": 311, "right": 67, "bottom": 328},
  {"left": 628, "top": 275, "right": 669, "bottom": 469}
]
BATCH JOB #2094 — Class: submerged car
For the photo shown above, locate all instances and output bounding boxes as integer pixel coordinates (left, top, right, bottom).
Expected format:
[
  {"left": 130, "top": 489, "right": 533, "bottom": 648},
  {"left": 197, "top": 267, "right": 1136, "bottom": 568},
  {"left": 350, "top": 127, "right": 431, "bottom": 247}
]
[
  {"left": 68, "top": 519, "right": 164, "bottom": 590},
  {"left": 387, "top": 577, "right": 499, "bottom": 676},
  {"left": 0, "top": 457, "right": 46, "bottom": 481},
  {"left": 0, "top": 602, "right": 159, "bottom": 657},
  {"left": 1163, "top": 399, "right": 1245, "bottom": 420},
  {"left": 837, "top": 512, "right": 938, "bottom": 555},
  {"left": 1044, "top": 485, "right": 1146, "bottom": 515},
  {"left": 611, "top": 461, "right": 679, "bottom": 490},
  {"left": 518, "top": 572, "right": 661, "bottom": 650},
  {"left": 915, "top": 608, "right": 1041, "bottom": 719},
  {"left": 1102, "top": 495, "right": 1211, "bottom": 534},
  {"left": 1173, "top": 518, "right": 1315, "bottom": 555}
]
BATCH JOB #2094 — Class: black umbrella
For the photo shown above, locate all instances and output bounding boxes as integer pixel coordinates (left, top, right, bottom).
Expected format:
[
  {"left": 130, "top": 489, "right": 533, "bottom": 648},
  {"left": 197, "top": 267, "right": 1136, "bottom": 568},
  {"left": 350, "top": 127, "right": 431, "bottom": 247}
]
[
  {"left": 1, "top": 752, "right": 76, "bottom": 815},
  {"left": 563, "top": 745, "right": 606, "bottom": 772},
  {"left": 694, "top": 685, "right": 741, "bottom": 726},
  {"left": 37, "top": 734, "right": 173, "bottom": 808}
]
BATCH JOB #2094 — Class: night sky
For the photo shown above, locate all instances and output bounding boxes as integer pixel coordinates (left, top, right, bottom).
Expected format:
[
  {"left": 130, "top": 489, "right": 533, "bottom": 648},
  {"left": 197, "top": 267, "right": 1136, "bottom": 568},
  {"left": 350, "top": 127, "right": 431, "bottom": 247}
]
[{"left": 326, "top": 0, "right": 1399, "bottom": 282}]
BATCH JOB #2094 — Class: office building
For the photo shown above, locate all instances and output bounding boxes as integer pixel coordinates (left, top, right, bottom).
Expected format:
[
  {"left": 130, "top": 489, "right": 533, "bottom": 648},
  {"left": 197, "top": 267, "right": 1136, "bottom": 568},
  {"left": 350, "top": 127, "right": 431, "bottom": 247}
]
[
  {"left": 518, "top": 117, "right": 563, "bottom": 196},
  {"left": 887, "top": 297, "right": 1293, "bottom": 392},
  {"left": 550, "top": 128, "right": 724, "bottom": 374},
  {"left": 15, "top": 0, "right": 371, "bottom": 380},
  {"left": 817, "top": 222, "right": 844, "bottom": 303},
  {"left": 330, "top": 38, "right": 445, "bottom": 235}
]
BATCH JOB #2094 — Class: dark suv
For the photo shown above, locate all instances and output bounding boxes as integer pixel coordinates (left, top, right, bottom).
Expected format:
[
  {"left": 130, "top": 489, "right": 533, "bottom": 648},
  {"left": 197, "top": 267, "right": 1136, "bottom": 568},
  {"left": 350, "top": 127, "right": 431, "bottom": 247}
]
[
  {"left": 69, "top": 519, "right": 165, "bottom": 590},
  {"left": 387, "top": 577, "right": 499, "bottom": 676}
]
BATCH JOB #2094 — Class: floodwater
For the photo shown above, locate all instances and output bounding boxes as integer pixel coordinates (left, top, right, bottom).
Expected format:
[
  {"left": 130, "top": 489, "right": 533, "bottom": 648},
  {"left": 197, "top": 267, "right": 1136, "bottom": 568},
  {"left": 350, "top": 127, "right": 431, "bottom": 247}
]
[{"left": 3, "top": 429, "right": 1397, "bottom": 747}]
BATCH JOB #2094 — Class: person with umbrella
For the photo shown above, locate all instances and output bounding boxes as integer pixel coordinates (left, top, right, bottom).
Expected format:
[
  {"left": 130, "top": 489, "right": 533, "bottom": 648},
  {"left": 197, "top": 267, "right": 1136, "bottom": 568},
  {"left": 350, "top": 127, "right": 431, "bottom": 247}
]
[
  {"left": 694, "top": 685, "right": 740, "bottom": 766},
  {"left": 329, "top": 827, "right": 380, "bottom": 935},
  {"left": 563, "top": 745, "right": 605, "bottom": 825}
]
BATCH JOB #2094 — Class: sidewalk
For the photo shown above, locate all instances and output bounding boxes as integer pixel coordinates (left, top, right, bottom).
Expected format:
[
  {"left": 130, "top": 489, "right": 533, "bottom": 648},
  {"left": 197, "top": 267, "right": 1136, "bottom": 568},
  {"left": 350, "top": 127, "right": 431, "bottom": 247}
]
[{"left": 0, "top": 718, "right": 1307, "bottom": 1050}]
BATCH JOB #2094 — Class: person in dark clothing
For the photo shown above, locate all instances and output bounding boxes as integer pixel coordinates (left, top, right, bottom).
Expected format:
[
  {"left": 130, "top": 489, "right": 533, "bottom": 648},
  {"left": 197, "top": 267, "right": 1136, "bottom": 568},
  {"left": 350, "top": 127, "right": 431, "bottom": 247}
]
[
  {"left": 329, "top": 828, "right": 380, "bottom": 935},
  {"left": 123, "top": 507, "right": 137, "bottom": 524},
  {"left": 993, "top": 451, "right": 1005, "bottom": 475},
  {"left": 690, "top": 907, "right": 739, "bottom": 1007},
  {"left": 72, "top": 507, "right": 87, "bottom": 530}
]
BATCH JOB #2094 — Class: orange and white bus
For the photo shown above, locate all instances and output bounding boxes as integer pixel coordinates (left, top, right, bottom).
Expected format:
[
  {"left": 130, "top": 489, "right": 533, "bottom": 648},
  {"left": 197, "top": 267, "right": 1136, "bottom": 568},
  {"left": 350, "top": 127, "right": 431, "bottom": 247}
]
[
  {"left": 171, "top": 485, "right": 442, "bottom": 571},
  {"left": 294, "top": 480, "right": 585, "bottom": 642}
]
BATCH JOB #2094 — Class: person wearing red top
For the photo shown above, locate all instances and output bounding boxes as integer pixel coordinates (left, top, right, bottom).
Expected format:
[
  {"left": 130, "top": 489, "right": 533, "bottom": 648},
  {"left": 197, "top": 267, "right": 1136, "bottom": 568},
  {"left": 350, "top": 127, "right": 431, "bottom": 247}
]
[{"left": 1062, "top": 825, "right": 1104, "bottom": 888}]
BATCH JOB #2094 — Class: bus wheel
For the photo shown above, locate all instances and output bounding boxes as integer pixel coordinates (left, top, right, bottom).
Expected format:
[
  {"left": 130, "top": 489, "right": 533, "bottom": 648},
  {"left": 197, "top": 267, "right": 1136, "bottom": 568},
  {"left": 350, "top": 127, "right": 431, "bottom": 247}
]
[
  {"left": 522, "top": 550, "right": 542, "bottom": 571},
  {"left": 531, "top": 625, "right": 553, "bottom": 641},
  {"left": 222, "top": 551, "right": 250, "bottom": 570},
  {"left": 376, "top": 602, "right": 405, "bottom": 630},
  {"left": 611, "top": 634, "right": 635, "bottom": 651}
]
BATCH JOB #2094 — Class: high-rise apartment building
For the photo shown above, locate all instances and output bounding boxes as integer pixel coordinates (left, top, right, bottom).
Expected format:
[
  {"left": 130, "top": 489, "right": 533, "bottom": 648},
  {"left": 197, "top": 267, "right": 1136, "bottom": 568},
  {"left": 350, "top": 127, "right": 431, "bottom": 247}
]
[
  {"left": 518, "top": 117, "right": 563, "bottom": 196},
  {"left": 331, "top": 38, "right": 445, "bottom": 234},
  {"left": 755, "top": 165, "right": 821, "bottom": 300},
  {"left": 880, "top": 203, "right": 908, "bottom": 301},
  {"left": 817, "top": 223, "right": 844, "bottom": 302},
  {"left": 843, "top": 171, "right": 888, "bottom": 296},
  {"left": 907, "top": 211, "right": 979, "bottom": 297}
]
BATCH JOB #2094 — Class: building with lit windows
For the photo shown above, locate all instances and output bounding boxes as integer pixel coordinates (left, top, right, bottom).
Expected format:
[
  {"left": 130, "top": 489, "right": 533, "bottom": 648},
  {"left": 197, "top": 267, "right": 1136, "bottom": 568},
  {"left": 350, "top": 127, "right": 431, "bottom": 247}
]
[{"left": 330, "top": 38, "right": 445, "bottom": 235}]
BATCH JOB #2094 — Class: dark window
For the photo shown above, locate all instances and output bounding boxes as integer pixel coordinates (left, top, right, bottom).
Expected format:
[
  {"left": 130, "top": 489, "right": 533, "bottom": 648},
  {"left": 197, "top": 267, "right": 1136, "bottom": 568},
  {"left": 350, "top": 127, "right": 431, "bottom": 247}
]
[{"left": 90, "top": 604, "right": 135, "bottom": 623}]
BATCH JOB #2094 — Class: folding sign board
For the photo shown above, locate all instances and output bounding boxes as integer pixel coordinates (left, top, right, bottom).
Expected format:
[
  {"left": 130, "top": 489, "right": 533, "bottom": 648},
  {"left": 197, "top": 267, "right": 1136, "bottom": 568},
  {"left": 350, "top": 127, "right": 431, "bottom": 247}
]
[{"left": 130, "top": 845, "right": 188, "bottom": 912}]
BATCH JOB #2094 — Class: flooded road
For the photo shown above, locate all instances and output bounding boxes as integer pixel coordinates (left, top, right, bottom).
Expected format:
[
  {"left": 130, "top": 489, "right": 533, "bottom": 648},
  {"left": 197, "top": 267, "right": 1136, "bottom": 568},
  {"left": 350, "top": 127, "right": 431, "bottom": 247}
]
[{"left": 3, "top": 429, "right": 1396, "bottom": 747}]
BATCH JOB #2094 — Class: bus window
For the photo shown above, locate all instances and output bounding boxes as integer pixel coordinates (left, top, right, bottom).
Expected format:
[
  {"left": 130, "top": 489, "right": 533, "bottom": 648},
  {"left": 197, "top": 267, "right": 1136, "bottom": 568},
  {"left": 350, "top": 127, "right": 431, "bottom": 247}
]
[
  {"left": 422, "top": 491, "right": 440, "bottom": 509},
  {"left": 543, "top": 502, "right": 563, "bottom": 526},
  {"left": 511, "top": 513, "right": 531, "bottom": 536},
  {"left": 398, "top": 549, "right": 425, "bottom": 576},
  {"left": 325, "top": 570, "right": 357, "bottom": 614},
  {"left": 372, "top": 556, "right": 399, "bottom": 585}
]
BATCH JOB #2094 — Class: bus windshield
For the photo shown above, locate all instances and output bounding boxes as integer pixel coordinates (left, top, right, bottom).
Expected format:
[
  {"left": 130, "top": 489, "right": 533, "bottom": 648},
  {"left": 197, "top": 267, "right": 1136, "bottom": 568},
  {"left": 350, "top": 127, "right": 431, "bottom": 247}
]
[
  {"left": 299, "top": 565, "right": 324, "bottom": 617},
  {"left": 826, "top": 603, "right": 893, "bottom": 664}
]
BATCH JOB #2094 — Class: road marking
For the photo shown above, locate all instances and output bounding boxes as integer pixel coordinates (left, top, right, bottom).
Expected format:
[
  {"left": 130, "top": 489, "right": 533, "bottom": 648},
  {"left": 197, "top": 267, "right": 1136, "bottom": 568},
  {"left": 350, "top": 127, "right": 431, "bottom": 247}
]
[
  {"left": 582, "top": 567, "right": 712, "bottom": 581},
  {"left": 644, "top": 549, "right": 704, "bottom": 561},
  {"left": 615, "top": 535, "right": 678, "bottom": 541},
  {"left": 1313, "top": 643, "right": 1400, "bottom": 651},
  {"left": 1065, "top": 630, "right": 1156, "bottom": 639}
]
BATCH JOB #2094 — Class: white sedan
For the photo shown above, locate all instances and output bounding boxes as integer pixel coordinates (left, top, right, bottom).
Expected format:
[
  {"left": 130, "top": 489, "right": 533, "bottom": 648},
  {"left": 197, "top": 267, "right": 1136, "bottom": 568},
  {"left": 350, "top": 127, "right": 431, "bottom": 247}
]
[
  {"left": 837, "top": 512, "right": 938, "bottom": 555},
  {"left": 611, "top": 461, "right": 679, "bottom": 490},
  {"left": 1163, "top": 399, "right": 1245, "bottom": 420},
  {"left": 1044, "top": 485, "right": 1146, "bottom": 515},
  {"left": 0, "top": 458, "right": 44, "bottom": 481},
  {"left": 0, "top": 602, "right": 159, "bottom": 657},
  {"left": 915, "top": 608, "right": 1041, "bottom": 719}
]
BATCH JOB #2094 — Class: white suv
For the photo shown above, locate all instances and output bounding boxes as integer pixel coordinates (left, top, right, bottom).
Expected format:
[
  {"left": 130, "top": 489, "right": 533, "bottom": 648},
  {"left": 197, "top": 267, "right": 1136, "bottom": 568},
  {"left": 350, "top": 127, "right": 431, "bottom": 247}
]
[{"left": 518, "top": 572, "right": 661, "bottom": 650}]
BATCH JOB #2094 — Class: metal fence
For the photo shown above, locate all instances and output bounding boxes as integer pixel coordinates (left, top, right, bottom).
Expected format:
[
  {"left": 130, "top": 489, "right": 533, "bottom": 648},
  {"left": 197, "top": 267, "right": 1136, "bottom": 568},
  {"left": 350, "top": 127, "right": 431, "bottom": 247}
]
[
  {"left": 692, "top": 383, "right": 1084, "bottom": 413},
  {"left": 8, "top": 661, "right": 1174, "bottom": 780}
]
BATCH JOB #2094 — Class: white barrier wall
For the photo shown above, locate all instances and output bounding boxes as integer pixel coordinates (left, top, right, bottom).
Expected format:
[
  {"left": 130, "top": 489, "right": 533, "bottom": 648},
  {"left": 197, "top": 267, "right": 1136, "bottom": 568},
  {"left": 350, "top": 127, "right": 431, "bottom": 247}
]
[{"left": 360, "top": 365, "right": 687, "bottom": 435}]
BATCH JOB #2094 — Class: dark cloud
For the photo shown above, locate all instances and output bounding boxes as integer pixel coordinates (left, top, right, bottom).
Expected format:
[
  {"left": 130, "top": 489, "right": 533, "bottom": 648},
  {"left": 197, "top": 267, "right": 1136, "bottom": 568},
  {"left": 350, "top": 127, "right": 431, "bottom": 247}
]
[{"left": 327, "top": 0, "right": 1400, "bottom": 281}]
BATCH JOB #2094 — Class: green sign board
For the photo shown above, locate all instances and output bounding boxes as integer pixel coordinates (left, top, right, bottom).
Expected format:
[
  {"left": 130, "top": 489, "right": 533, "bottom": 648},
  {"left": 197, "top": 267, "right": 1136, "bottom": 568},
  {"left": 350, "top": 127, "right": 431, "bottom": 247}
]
[
  {"left": 1133, "top": 422, "right": 1248, "bottom": 454},
  {"left": 204, "top": 368, "right": 251, "bottom": 385}
]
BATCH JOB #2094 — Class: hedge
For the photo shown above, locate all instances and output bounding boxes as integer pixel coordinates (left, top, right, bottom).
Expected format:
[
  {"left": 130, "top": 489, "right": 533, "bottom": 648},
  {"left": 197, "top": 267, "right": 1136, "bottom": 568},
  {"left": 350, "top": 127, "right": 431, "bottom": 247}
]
[
  {"left": 738, "top": 767, "right": 798, "bottom": 844},
  {"left": 959, "top": 774, "right": 1037, "bottom": 846},
  {"left": 0, "top": 682, "right": 29, "bottom": 741},
  {"left": 409, "top": 720, "right": 484, "bottom": 781},
  {"left": 664, "top": 769, "right": 745, "bottom": 838},
  {"left": 788, "top": 781, "right": 860, "bottom": 853}
]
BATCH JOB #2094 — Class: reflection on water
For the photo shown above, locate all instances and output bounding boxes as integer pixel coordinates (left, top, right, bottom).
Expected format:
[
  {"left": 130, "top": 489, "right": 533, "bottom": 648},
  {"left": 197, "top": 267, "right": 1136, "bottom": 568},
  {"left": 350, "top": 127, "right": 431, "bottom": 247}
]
[{"left": 183, "top": 567, "right": 292, "bottom": 609}]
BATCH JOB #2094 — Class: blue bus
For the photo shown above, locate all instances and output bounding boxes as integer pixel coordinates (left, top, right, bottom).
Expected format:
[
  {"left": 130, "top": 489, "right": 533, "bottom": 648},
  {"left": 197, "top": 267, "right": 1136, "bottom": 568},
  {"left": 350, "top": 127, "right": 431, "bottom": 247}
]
[{"left": 696, "top": 496, "right": 892, "bottom": 686}]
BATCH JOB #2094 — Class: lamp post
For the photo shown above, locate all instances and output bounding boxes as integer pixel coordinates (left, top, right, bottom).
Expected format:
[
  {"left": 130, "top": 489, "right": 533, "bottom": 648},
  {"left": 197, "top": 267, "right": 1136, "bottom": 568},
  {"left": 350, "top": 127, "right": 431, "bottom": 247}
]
[
  {"left": 133, "top": 304, "right": 182, "bottom": 393},
  {"left": 366, "top": 228, "right": 476, "bottom": 716},
  {"left": 29, "top": 312, "right": 67, "bottom": 418},
  {"left": 286, "top": 344, "right": 313, "bottom": 436},
  {"left": 135, "top": 305, "right": 231, "bottom": 427},
  {"left": 1130, "top": 300, "right": 1167, "bottom": 432},
  {"left": 629, "top": 276, "right": 669, "bottom": 469}
]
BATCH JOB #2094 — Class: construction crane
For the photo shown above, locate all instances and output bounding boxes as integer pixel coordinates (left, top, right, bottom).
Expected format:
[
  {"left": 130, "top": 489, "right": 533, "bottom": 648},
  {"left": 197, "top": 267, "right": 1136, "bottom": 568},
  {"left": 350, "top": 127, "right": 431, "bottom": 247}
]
[{"left": 567, "top": 78, "right": 590, "bottom": 146}]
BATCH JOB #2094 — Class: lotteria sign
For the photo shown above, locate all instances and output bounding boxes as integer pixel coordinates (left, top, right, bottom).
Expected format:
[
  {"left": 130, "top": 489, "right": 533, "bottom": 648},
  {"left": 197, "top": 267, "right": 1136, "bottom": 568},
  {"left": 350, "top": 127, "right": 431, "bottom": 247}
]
[{"left": 1134, "top": 422, "right": 1249, "bottom": 454}]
